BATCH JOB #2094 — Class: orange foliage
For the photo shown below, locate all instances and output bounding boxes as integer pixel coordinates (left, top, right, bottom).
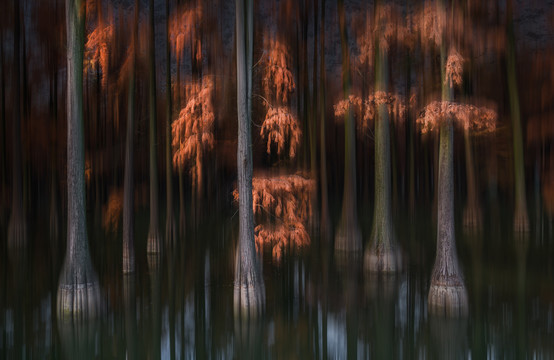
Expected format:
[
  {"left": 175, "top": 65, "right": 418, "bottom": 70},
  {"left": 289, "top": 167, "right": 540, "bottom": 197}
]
[
  {"left": 169, "top": 5, "right": 202, "bottom": 61},
  {"left": 411, "top": 1, "right": 446, "bottom": 48},
  {"left": 417, "top": 101, "right": 497, "bottom": 134},
  {"left": 334, "top": 92, "right": 406, "bottom": 131},
  {"left": 263, "top": 35, "right": 295, "bottom": 104},
  {"left": 85, "top": 20, "right": 114, "bottom": 87},
  {"left": 233, "top": 174, "right": 315, "bottom": 262},
  {"left": 172, "top": 77, "right": 215, "bottom": 188},
  {"left": 260, "top": 107, "right": 301, "bottom": 158},
  {"left": 445, "top": 48, "right": 464, "bottom": 88},
  {"left": 103, "top": 189, "right": 123, "bottom": 235}
]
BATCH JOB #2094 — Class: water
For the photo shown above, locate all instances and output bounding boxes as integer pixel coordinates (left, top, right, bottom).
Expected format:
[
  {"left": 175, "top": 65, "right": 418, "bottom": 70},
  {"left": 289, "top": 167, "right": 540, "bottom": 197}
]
[{"left": 1, "top": 203, "right": 554, "bottom": 359}]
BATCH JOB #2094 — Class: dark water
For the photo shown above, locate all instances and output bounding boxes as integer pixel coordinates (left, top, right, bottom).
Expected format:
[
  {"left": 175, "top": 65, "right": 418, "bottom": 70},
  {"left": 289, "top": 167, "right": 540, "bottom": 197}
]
[{"left": 1, "top": 203, "right": 554, "bottom": 359}]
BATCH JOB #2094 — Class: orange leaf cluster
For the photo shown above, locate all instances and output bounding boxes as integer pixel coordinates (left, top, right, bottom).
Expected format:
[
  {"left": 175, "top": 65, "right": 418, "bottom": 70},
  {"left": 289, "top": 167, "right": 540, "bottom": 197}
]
[
  {"left": 85, "top": 21, "right": 114, "bottom": 87},
  {"left": 103, "top": 189, "right": 123, "bottom": 235},
  {"left": 334, "top": 92, "right": 406, "bottom": 130},
  {"left": 263, "top": 35, "right": 295, "bottom": 103},
  {"left": 172, "top": 77, "right": 215, "bottom": 186},
  {"left": 417, "top": 101, "right": 497, "bottom": 134},
  {"left": 411, "top": 1, "right": 446, "bottom": 48},
  {"left": 233, "top": 174, "right": 315, "bottom": 262},
  {"left": 260, "top": 107, "right": 301, "bottom": 158},
  {"left": 255, "top": 222, "right": 310, "bottom": 262},
  {"left": 169, "top": 5, "right": 202, "bottom": 60},
  {"left": 445, "top": 48, "right": 464, "bottom": 88}
]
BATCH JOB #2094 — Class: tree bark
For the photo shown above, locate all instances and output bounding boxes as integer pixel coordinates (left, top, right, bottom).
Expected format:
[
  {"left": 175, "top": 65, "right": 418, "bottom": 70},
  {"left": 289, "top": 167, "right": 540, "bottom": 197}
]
[
  {"left": 7, "top": 0, "right": 27, "bottom": 248},
  {"left": 365, "top": 41, "right": 400, "bottom": 273},
  {"left": 165, "top": 0, "right": 176, "bottom": 245},
  {"left": 234, "top": 0, "right": 265, "bottom": 319},
  {"left": 123, "top": 0, "right": 139, "bottom": 274},
  {"left": 57, "top": 0, "right": 102, "bottom": 321},
  {"left": 147, "top": 0, "right": 161, "bottom": 253},
  {"left": 334, "top": 0, "right": 361, "bottom": 252}
]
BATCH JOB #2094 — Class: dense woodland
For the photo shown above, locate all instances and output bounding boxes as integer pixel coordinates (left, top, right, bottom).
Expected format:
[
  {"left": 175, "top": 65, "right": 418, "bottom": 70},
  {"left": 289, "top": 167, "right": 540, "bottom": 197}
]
[{"left": 1, "top": 0, "right": 554, "bottom": 338}]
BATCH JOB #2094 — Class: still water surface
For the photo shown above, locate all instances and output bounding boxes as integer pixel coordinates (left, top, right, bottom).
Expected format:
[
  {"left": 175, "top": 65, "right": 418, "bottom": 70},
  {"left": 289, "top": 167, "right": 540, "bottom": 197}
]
[{"left": 1, "top": 203, "right": 553, "bottom": 359}]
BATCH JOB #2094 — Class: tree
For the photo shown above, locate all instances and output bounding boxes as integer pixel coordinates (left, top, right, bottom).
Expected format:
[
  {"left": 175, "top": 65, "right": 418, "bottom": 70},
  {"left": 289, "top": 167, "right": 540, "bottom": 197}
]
[
  {"left": 334, "top": 0, "right": 362, "bottom": 252},
  {"left": 57, "top": 0, "right": 102, "bottom": 320},
  {"left": 419, "top": 47, "right": 496, "bottom": 317},
  {"left": 147, "top": 0, "right": 160, "bottom": 254},
  {"left": 234, "top": 0, "right": 265, "bottom": 318},
  {"left": 122, "top": 0, "right": 139, "bottom": 274},
  {"left": 7, "top": 0, "right": 27, "bottom": 248}
]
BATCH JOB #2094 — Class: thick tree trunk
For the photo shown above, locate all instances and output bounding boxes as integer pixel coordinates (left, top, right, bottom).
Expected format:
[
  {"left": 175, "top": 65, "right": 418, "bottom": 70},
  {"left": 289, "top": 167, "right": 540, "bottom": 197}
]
[
  {"left": 428, "top": 121, "right": 468, "bottom": 317},
  {"left": 58, "top": 0, "right": 102, "bottom": 321},
  {"left": 234, "top": 0, "right": 265, "bottom": 318},
  {"left": 365, "top": 38, "right": 400, "bottom": 273},
  {"left": 147, "top": 0, "right": 161, "bottom": 253},
  {"left": 165, "top": 0, "right": 176, "bottom": 245},
  {"left": 7, "top": 0, "right": 27, "bottom": 248},
  {"left": 506, "top": 0, "right": 529, "bottom": 234},
  {"left": 123, "top": 0, "right": 139, "bottom": 274},
  {"left": 334, "top": 0, "right": 361, "bottom": 252}
]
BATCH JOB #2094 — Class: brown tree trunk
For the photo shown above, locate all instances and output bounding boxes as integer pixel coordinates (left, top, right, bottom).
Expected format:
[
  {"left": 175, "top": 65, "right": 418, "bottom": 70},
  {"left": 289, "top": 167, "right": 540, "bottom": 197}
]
[
  {"left": 165, "top": 0, "right": 176, "bottom": 245},
  {"left": 57, "top": 0, "right": 102, "bottom": 321},
  {"left": 147, "top": 0, "right": 161, "bottom": 253},
  {"left": 334, "top": 0, "right": 361, "bottom": 252},
  {"left": 123, "top": 0, "right": 139, "bottom": 274},
  {"left": 234, "top": 0, "right": 265, "bottom": 318},
  {"left": 7, "top": 0, "right": 27, "bottom": 248}
]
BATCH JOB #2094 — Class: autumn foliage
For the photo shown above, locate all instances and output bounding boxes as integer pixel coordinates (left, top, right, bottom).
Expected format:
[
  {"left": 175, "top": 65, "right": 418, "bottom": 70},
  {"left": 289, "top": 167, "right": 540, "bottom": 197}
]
[
  {"left": 103, "top": 189, "right": 123, "bottom": 235},
  {"left": 334, "top": 92, "right": 406, "bottom": 131},
  {"left": 260, "top": 34, "right": 301, "bottom": 159},
  {"left": 233, "top": 174, "right": 315, "bottom": 262},
  {"left": 85, "top": 20, "right": 114, "bottom": 87},
  {"left": 417, "top": 101, "right": 497, "bottom": 134},
  {"left": 172, "top": 77, "right": 215, "bottom": 189},
  {"left": 169, "top": 4, "right": 202, "bottom": 63}
]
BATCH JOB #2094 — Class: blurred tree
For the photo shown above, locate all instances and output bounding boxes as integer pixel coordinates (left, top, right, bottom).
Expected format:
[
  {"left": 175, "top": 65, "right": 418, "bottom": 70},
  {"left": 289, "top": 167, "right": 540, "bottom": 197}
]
[
  {"left": 7, "top": 0, "right": 27, "bottom": 248},
  {"left": 234, "top": 0, "right": 265, "bottom": 318},
  {"left": 57, "top": 0, "right": 102, "bottom": 320}
]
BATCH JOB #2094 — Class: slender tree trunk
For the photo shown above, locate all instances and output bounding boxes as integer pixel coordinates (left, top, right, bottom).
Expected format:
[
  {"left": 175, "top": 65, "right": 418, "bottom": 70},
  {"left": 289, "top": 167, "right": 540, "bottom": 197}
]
[
  {"left": 57, "top": 0, "right": 102, "bottom": 321},
  {"left": 234, "top": 0, "right": 265, "bottom": 318},
  {"left": 319, "top": 0, "right": 331, "bottom": 241},
  {"left": 165, "top": 0, "right": 176, "bottom": 245},
  {"left": 506, "top": 0, "right": 529, "bottom": 234},
  {"left": 123, "top": 0, "right": 138, "bottom": 274},
  {"left": 147, "top": 0, "right": 161, "bottom": 253},
  {"left": 334, "top": 0, "right": 361, "bottom": 252},
  {"left": 123, "top": 274, "right": 138, "bottom": 360},
  {"left": 7, "top": 0, "right": 27, "bottom": 248},
  {"left": 365, "top": 40, "right": 400, "bottom": 272}
]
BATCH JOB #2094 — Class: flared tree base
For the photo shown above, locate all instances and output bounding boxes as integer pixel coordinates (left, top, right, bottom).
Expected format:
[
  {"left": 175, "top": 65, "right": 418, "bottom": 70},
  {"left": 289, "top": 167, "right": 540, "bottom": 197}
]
[
  {"left": 364, "top": 244, "right": 401, "bottom": 273},
  {"left": 234, "top": 269, "right": 265, "bottom": 319},
  {"left": 334, "top": 223, "right": 362, "bottom": 252},
  {"left": 7, "top": 216, "right": 27, "bottom": 249},
  {"left": 57, "top": 264, "right": 102, "bottom": 321},
  {"left": 463, "top": 205, "right": 482, "bottom": 233},
  {"left": 428, "top": 282, "right": 468, "bottom": 317},
  {"left": 122, "top": 248, "right": 135, "bottom": 274},
  {"left": 514, "top": 207, "right": 529, "bottom": 234},
  {"left": 147, "top": 230, "right": 160, "bottom": 254}
]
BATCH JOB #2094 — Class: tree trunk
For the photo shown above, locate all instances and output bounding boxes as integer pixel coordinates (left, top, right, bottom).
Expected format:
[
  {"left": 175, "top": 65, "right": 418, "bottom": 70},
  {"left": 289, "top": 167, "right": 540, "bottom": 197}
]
[
  {"left": 165, "top": 0, "right": 176, "bottom": 245},
  {"left": 428, "top": 120, "right": 468, "bottom": 317},
  {"left": 57, "top": 0, "right": 102, "bottom": 321},
  {"left": 234, "top": 0, "right": 265, "bottom": 319},
  {"left": 318, "top": 0, "right": 331, "bottom": 241},
  {"left": 506, "top": 0, "right": 529, "bottom": 234},
  {"left": 463, "top": 128, "right": 482, "bottom": 232},
  {"left": 365, "top": 29, "right": 400, "bottom": 273},
  {"left": 147, "top": 0, "right": 161, "bottom": 253},
  {"left": 334, "top": 0, "right": 361, "bottom": 252},
  {"left": 7, "top": 0, "right": 27, "bottom": 248},
  {"left": 123, "top": 0, "right": 138, "bottom": 274}
]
